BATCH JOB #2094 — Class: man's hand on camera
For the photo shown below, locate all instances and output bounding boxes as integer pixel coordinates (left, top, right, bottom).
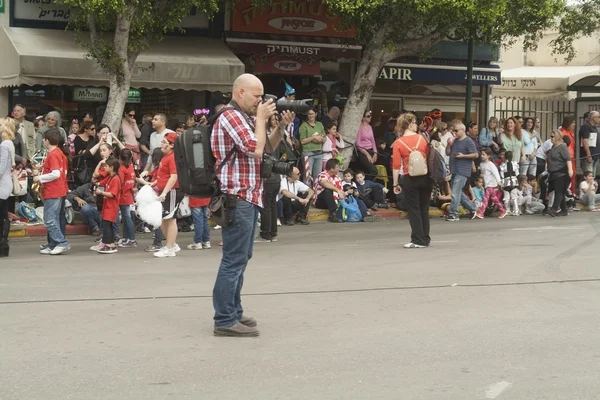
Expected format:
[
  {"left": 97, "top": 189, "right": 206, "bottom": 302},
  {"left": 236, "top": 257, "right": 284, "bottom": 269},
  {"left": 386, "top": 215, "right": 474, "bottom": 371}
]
[
  {"left": 279, "top": 111, "right": 296, "bottom": 127},
  {"left": 257, "top": 99, "right": 276, "bottom": 121}
]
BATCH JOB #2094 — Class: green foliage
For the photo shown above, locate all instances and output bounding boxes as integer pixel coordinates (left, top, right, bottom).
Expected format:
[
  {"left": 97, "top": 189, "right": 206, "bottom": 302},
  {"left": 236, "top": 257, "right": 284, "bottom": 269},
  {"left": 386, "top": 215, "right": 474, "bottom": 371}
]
[
  {"left": 552, "top": 0, "right": 600, "bottom": 61},
  {"left": 57, "top": 0, "right": 221, "bottom": 82},
  {"left": 323, "top": 0, "right": 566, "bottom": 57}
]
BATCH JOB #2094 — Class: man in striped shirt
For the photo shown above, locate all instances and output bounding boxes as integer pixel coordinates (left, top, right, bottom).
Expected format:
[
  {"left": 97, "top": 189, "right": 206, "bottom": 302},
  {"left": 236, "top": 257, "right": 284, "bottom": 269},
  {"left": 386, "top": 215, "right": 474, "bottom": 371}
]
[{"left": 211, "top": 73, "right": 294, "bottom": 337}]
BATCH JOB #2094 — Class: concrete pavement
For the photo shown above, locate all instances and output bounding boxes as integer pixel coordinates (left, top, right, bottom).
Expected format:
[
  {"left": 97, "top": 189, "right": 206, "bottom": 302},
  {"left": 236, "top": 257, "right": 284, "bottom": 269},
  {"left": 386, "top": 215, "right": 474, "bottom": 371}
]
[{"left": 2, "top": 214, "right": 600, "bottom": 399}]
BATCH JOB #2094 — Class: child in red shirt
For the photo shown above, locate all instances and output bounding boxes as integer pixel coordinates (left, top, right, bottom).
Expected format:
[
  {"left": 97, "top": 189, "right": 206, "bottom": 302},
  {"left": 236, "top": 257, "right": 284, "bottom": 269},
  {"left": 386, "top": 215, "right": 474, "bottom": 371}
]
[
  {"left": 137, "top": 148, "right": 167, "bottom": 253},
  {"left": 187, "top": 196, "right": 211, "bottom": 250},
  {"left": 118, "top": 149, "right": 137, "bottom": 248},
  {"left": 94, "top": 158, "right": 121, "bottom": 254}
]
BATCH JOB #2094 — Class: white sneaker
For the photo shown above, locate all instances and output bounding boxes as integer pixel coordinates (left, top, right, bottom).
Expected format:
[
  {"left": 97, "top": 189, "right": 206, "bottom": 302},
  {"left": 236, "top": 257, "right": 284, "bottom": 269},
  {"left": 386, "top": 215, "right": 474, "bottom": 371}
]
[
  {"left": 90, "top": 243, "right": 104, "bottom": 251},
  {"left": 213, "top": 225, "right": 222, "bottom": 230},
  {"left": 40, "top": 247, "right": 52, "bottom": 255},
  {"left": 50, "top": 245, "right": 70, "bottom": 255},
  {"left": 160, "top": 244, "right": 181, "bottom": 252},
  {"left": 404, "top": 242, "right": 427, "bottom": 249},
  {"left": 187, "top": 243, "right": 203, "bottom": 250},
  {"left": 144, "top": 226, "right": 151, "bottom": 233},
  {"left": 202, "top": 241, "right": 211, "bottom": 249},
  {"left": 276, "top": 219, "right": 282, "bottom": 226},
  {"left": 154, "top": 247, "right": 176, "bottom": 258}
]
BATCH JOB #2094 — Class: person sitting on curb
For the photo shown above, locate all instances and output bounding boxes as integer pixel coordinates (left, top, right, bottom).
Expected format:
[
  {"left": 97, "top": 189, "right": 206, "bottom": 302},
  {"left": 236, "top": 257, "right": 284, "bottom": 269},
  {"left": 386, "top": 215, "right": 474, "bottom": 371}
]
[
  {"left": 314, "top": 158, "right": 345, "bottom": 222},
  {"left": 354, "top": 170, "right": 389, "bottom": 210},
  {"left": 580, "top": 171, "right": 600, "bottom": 211},
  {"left": 279, "top": 167, "right": 314, "bottom": 225},
  {"left": 66, "top": 182, "right": 101, "bottom": 235}
]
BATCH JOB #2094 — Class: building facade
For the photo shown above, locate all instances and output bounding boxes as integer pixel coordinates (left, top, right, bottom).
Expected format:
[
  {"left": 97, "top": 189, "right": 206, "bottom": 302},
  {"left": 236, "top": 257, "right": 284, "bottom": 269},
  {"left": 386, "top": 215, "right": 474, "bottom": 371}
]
[{"left": 0, "top": 0, "right": 244, "bottom": 126}]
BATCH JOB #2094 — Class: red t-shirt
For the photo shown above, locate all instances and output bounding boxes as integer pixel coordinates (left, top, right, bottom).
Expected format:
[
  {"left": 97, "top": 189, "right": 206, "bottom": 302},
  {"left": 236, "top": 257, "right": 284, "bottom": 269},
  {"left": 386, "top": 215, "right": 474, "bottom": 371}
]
[
  {"left": 118, "top": 164, "right": 136, "bottom": 205},
  {"left": 42, "top": 148, "right": 68, "bottom": 199},
  {"left": 156, "top": 151, "right": 179, "bottom": 191},
  {"left": 101, "top": 175, "right": 121, "bottom": 222},
  {"left": 189, "top": 196, "right": 210, "bottom": 208}
]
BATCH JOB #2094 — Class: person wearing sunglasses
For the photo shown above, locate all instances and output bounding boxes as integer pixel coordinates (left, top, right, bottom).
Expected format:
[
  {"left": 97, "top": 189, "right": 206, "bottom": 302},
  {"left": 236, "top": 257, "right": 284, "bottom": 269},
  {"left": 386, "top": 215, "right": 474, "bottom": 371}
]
[
  {"left": 121, "top": 106, "right": 142, "bottom": 170},
  {"left": 356, "top": 110, "right": 379, "bottom": 179}
]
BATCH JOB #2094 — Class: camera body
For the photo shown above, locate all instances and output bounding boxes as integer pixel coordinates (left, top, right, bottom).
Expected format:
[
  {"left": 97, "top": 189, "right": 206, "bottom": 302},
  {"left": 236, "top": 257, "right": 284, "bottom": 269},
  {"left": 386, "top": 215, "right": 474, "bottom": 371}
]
[
  {"left": 263, "top": 94, "right": 312, "bottom": 115},
  {"left": 261, "top": 154, "right": 293, "bottom": 178}
]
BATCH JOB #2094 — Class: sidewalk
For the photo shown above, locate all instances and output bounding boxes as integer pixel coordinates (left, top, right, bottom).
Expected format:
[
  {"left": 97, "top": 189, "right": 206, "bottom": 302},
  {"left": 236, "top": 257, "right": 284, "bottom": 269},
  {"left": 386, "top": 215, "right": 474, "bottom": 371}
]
[{"left": 9, "top": 206, "right": 441, "bottom": 238}]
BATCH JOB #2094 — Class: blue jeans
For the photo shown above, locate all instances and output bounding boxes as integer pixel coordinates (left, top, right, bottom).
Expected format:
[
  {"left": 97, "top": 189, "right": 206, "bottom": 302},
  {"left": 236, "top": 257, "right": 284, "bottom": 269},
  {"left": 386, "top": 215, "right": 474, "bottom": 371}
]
[
  {"left": 44, "top": 197, "right": 69, "bottom": 249},
  {"left": 153, "top": 227, "right": 164, "bottom": 246},
  {"left": 191, "top": 206, "right": 210, "bottom": 244},
  {"left": 213, "top": 200, "right": 258, "bottom": 328},
  {"left": 80, "top": 204, "right": 101, "bottom": 231},
  {"left": 302, "top": 151, "right": 323, "bottom": 182},
  {"left": 450, "top": 174, "right": 476, "bottom": 217},
  {"left": 119, "top": 205, "right": 135, "bottom": 241}
]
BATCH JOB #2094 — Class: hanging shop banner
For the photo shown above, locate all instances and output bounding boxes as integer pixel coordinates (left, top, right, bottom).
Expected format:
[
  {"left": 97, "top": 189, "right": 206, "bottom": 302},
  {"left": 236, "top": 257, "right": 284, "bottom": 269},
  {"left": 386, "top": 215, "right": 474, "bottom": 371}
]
[
  {"left": 378, "top": 65, "right": 501, "bottom": 85},
  {"left": 73, "top": 87, "right": 108, "bottom": 102},
  {"left": 231, "top": 0, "right": 355, "bottom": 38},
  {"left": 13, "top": 0, "right": 71, "bottom": 22},
  {"left": 226, "top": 39, "right": 362, "bottom": 60},
  {"left": 255, "top": 54, "right": 320, "bottom": 76},
  {"left": 127, "top": 89, "right": 141, "bottom": 103}
]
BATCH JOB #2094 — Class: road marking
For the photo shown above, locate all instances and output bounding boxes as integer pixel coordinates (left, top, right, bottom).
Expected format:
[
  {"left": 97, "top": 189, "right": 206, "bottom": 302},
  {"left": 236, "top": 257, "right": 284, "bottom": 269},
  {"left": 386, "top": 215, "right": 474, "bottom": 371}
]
[
  {"left": 485, "top": 381, "right": 512, "bottom": 399},
  {"left": 511, "top": 226, "right": 584, "bottom": 231}
]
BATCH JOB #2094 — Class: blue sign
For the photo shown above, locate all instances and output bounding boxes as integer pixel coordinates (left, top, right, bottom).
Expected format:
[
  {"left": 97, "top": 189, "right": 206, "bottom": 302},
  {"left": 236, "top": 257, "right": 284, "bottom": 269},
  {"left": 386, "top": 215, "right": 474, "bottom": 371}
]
[{"left": 378, "top": 65, "right": 501, "bottom": 85}]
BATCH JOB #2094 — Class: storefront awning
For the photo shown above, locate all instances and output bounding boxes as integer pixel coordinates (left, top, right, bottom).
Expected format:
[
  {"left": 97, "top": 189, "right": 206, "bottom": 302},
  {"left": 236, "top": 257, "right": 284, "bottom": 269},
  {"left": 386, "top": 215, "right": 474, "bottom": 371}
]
[
  {"left": 493, "top": 66, "right": 600, "bottom": 100},
  {"left": 225, "top": 32, "right": 362, "bottom": 60},
  {"left": 0, "top": 27, "right": 245, "bottom": 91}
]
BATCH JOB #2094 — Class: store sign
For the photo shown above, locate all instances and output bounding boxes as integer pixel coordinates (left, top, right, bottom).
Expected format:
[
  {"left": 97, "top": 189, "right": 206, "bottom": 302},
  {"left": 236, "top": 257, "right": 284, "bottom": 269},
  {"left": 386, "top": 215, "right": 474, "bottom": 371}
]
[
  {"left": 501, "top": 78, "right": 537, "bottom": 88},
  {"left": 127, "top": 89, "right": 141, "bottom": 103},
  {"left": 14, "top": 0, "right": 71, "bottom": 22},
  {"left": 0, "top": 0, "right": 5, "bottom": 14},
  {"left": 13, "top": 0, "right": 207, "bottom": 26},
  {"left": 231, "top": 0, "right": 355, "bottom": 38},
  {"left": 255, "top": 54, "right": 320, "bottom": 76},
  {"left": 227, "top": 39, "right": 362, "bottom": 60},
  {"left": 73, "top": 87, "right": 108, "bottom": 102},
  {"left": 378, "top": 65, "right": 501, "bottom": 85}
]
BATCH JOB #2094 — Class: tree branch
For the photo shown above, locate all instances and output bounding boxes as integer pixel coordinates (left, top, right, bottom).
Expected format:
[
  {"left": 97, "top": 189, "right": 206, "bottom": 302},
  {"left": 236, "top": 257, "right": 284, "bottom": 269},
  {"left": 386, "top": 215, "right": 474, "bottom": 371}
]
[
  {"left": 384, "top": 31, "right": 447, "bottom": 64},
  {"left": 87, "top": 14, "right": 98, "bottom": 48}
]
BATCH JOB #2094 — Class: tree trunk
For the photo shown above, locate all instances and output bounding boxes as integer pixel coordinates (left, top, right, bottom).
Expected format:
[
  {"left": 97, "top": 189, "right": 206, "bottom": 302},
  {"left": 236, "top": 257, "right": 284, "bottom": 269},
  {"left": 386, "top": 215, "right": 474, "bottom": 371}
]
[
  {"left": 100, "top": 9, "right": 136, "bottom": 134},
  {"left": 338, "top": 29, "right": 446, "bottom": 169},
  {"left": 103, "top": 75, "right": 131, "bottom": 134},
  {"left": 338, "top": 39, "right": 387, "bottom": 169}
]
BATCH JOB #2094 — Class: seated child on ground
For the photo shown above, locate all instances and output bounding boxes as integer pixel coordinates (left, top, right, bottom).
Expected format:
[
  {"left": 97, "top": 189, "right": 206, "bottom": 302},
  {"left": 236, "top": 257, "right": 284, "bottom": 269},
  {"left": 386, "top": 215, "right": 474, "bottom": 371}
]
[
  {"left": 354, "top": 170, "right": 389, "bottom": 210},
  {"left": 579, "top": 171, "right": 600, "bottom": 211},
  {"left": 517, "top": 174, "right": 545, "bottom": 214}
]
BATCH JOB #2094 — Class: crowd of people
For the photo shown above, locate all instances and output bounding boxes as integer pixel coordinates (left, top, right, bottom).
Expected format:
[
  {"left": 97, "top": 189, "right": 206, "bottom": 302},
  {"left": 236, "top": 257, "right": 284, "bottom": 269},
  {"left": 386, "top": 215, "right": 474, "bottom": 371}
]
[
  {"left": 2, "top": 72, "right": 600, "bottom": 337},
  {"left": 1, "top": 90, "right": 599, "bottom": 259}
]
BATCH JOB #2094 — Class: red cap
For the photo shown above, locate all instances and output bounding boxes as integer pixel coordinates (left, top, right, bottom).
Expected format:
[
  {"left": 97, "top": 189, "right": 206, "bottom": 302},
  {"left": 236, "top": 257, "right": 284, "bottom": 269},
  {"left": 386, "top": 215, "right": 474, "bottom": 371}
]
[{"left": 164, "top": 132, "right": 178, "bottom": 145}]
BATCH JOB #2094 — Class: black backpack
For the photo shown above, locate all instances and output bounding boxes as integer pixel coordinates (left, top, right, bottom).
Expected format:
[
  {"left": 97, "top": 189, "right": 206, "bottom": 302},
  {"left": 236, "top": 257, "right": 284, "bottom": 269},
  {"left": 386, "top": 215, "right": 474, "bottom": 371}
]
[{"left": 174, "top": 107, "right": 234, "bottom": 198}]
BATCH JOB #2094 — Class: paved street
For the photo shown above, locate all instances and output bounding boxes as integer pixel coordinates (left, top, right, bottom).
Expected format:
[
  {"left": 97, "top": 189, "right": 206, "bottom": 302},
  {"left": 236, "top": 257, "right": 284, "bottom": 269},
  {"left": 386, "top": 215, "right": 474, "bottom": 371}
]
[{"left": 2, "top": 214, "right": 600, "bottom": 400}]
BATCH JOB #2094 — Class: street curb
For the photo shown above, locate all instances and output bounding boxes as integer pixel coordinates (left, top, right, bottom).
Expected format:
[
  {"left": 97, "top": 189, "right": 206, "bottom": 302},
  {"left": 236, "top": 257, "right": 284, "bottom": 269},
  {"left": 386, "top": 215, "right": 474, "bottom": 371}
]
[{"left": 9, "top": 223, "right": 88, "bottom": 238}]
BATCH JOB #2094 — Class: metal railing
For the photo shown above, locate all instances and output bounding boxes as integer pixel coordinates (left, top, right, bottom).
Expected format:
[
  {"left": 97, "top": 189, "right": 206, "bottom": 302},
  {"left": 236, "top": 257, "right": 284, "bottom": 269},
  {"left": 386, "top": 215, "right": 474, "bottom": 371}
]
[{"left": 492, "top": 97, "right": 575, "bottom": 140}]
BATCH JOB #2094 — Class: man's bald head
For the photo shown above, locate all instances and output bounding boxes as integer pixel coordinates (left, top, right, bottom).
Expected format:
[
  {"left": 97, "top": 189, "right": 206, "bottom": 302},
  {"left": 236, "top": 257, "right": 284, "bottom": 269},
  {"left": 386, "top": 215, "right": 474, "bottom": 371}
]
[
  {"left": 233, "top": 74, "right": 263, "bottom": 93},
  {"left": 329, "top": 106, "right": 340, "bottom": 118},
  {"left": 232, "top": 73, "right": 264, "bottom": 116}
]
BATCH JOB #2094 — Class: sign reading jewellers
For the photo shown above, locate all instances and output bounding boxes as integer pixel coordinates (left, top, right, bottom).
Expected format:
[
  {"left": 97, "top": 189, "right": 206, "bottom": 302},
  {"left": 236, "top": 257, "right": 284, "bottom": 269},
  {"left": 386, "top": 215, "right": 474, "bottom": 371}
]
[{"left": 378, "top": 65, "right": 501, "bottom": 85}]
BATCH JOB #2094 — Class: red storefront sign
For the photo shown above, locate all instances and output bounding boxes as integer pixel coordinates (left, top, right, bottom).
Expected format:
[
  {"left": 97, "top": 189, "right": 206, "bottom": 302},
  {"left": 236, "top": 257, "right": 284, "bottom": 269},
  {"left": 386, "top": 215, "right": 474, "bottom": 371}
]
[
  {"left": 231, "top": 0, "right": 355, "bottom": 38},
  {"left": 254, "top": 54, "right": 320, "bottom": 76}
]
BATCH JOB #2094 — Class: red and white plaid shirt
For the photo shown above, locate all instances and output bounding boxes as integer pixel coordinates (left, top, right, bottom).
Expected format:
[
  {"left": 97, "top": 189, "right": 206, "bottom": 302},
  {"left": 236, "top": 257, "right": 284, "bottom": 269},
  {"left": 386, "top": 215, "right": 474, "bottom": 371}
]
[
  {"left": 313, "top": 170, "right": 343, "bottom": 204},
  {"left": 212, "top": 108, "right": 264, "bottom": 207}
]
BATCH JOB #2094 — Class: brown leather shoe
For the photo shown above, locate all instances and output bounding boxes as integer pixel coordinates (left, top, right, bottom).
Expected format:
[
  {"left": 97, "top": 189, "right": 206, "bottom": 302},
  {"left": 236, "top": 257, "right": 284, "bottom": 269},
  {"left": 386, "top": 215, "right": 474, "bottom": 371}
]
[
  {"left": 214, "top": 322, "right": 259, "bottom": 337},
  {"left": 239, "top": 315, "right": 257, "bottom": 327}
]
